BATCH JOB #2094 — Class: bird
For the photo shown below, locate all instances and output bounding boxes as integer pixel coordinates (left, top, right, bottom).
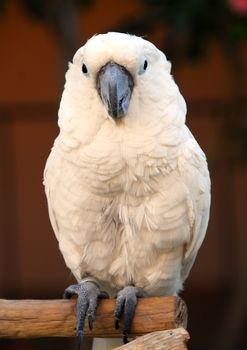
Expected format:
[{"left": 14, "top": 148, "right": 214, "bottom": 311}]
[{"left": 43, "top": 32, "right": 211, "bottom": 349}]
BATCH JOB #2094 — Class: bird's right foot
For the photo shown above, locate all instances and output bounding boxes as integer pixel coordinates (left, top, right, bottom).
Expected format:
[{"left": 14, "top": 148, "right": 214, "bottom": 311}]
[{"left": 64, "top": 280, "right": 108, "bottom": 350}]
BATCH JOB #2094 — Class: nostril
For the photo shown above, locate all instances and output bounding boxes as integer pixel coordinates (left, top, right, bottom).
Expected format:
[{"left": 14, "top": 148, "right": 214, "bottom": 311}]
[{"left": 119, "top": 97, "right": 124, "bottom": 107}]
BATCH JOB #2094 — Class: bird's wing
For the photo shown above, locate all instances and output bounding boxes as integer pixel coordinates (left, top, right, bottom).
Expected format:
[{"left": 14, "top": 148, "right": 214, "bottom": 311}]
[
  {"left": 178, "top": 129, "right": 211, "bottom": 282},
  {"left": 43, "top": 148, "right": 61, "bottom": 241}
]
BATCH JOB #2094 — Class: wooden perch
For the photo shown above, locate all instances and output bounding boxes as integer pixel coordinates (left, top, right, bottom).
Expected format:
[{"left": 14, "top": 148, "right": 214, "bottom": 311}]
[
  {"left": 0, "top": 296, "right": 187, "bottom": 339},
  {"left": 115, "top": 328, "right": 189, "bottom": 350}
]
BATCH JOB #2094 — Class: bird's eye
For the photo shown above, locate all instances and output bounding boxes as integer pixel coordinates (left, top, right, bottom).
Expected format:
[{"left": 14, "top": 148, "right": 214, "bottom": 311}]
[
  {"left": 82, "top": 63, "right": 88, "bottom": 74},
  {"left": 143, "top": 60, "right": 148, "bottom": 70},
  {"left": 139, "top": 59, "right": 148, "bottom": 75}
]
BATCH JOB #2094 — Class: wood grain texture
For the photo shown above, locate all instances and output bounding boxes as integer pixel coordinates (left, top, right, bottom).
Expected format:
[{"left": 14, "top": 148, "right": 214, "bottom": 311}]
[
  {"left": 0, "top": 296, "right": 187, "bottom": 339},
  {"left": 115, "top": 328, "right": 189, "bottom": 350}
]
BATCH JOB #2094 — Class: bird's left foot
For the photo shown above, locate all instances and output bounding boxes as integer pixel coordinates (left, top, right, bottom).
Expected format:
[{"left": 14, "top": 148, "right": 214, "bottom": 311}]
[{"left": 114, "top": 286, "right": 147, "bottom": 343}]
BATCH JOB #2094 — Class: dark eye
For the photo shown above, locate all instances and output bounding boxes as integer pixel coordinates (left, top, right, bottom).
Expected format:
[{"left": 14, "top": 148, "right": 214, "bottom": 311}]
[
  {"left": 82, "top": 63, "right": 88, "bottom": 74},
  {"left": 143, "top": 60, "right": 148, "bottom": 70}
]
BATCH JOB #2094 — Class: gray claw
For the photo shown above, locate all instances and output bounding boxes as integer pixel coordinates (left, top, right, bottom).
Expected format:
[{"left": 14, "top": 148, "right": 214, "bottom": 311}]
[
  {"left": 77, "top": 330, "right": 83, "bottom": 350},
  {"left": 114, "top": 286, "right": 146, "bottom": 343}
]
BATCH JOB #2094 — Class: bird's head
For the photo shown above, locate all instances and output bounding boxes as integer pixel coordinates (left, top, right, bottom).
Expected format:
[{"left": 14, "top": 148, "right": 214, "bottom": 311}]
[{"left": 59, "top": 32, "right": 185, "bottom": 131}]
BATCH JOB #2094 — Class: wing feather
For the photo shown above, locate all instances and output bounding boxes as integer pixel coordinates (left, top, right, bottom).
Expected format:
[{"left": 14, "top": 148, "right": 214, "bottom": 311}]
[
  {"left": 178, "top": 129, "right": 211, "bottom": 282},
  {"left": 43, "top": 149, "right": 61, "bottom": 241}
]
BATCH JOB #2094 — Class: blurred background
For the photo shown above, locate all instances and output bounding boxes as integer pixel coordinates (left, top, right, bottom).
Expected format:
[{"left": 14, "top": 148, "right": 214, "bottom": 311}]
[{"left": 0, "top": 0, "right": 246, "bottom": 349}]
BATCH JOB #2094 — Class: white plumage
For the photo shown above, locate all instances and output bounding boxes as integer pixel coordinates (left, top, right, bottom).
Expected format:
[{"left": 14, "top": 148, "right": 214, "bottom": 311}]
[{"left": 44, "top": 32, "right": 210, "bottom": 301}]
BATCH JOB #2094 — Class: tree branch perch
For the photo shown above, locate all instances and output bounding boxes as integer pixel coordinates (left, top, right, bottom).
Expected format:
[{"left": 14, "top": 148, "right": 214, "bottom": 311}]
[
  {"left": 115, "top": 328, "right": 189, "bottom": 350},
  {"left": 0, "top": 296, "right": 187, "bottom": 339}
]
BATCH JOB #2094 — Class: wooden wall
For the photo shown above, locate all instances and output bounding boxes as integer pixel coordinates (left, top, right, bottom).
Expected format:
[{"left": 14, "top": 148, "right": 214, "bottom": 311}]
[{"left": 0, "top": 1, "right": 246, "bottom": 349}]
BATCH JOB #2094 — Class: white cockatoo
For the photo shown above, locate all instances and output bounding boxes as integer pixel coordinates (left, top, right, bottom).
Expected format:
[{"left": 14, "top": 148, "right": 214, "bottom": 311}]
[{"left": 44, "top": 32, "right": 210, "bottom": 349}]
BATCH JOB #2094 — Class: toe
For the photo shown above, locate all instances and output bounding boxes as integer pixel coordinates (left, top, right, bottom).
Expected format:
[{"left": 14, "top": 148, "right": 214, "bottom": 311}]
[
  {"left": 63, "top": 284, "right": 80, "bottom": 299},
  {"left": 122, "top": 292, "right": 137, "bottom": 343},
  {"left": 114, "top": 293, "right": 125, "bottom": 330},
  {"left": 77, "top": 330, "right": 83, "bottom": 350},
  {"left": 114, "top": 286, "right": 147, "bottom": 343},
  {"left": 87, "top": 295, "right": 98, "bottom": 330},
  {"left": 75, "top": 291, "right": 89, "bottom": 349}
]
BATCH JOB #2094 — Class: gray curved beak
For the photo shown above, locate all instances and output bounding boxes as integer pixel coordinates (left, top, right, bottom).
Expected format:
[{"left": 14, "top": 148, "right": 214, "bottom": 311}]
[{"left": 97, "top": 62, "right": 134, "bottom": 119}]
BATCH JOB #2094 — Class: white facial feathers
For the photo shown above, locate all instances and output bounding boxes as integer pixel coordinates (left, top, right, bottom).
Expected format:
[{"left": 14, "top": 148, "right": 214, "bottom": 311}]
[
  {"left": 73, "top": 32, "right": 171, "bottom": 78},
  {"left": 59, "top": 32, "right": 185, "bottom": 136}
]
